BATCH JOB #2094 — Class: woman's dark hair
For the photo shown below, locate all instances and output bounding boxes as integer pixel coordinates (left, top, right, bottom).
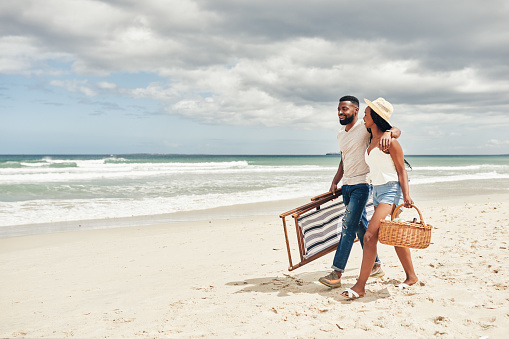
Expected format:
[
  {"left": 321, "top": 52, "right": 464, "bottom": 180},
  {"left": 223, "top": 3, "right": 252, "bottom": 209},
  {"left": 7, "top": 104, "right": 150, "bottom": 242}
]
[
  {"left": 368, "top": 107, "right": 412, "bottom": 169},
  {"left": 369, "top": 107, "right": 392, "bottom": 132}
]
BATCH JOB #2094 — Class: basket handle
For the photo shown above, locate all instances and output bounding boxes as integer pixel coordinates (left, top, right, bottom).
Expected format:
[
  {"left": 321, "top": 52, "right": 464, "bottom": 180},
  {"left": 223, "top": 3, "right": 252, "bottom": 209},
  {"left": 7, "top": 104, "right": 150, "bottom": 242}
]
[{"left": 392, "top": 204, "right": 425, "bottom": 225}]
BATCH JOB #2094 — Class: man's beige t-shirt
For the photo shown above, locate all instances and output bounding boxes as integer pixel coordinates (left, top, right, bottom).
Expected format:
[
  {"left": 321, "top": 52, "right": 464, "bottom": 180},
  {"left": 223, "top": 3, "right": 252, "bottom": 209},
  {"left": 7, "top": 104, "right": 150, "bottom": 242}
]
[{"left": 337, "top": 119, "right": 370, "bottom": 186}]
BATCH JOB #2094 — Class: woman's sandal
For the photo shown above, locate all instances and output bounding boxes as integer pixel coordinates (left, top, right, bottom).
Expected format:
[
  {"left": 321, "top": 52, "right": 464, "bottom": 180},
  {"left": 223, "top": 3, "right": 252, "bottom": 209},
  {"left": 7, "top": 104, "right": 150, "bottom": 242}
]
[
  {"left": 340, "top": 288, "right": 363, "bottom": 300},
  {"left": 395, "top": 283, "right": 410, "bottom": 290}
]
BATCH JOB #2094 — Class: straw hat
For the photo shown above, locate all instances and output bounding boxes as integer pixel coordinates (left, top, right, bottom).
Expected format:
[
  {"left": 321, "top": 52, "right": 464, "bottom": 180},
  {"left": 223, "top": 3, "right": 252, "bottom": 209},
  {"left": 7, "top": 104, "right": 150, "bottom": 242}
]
[{"left": 364, "top": 97, "right": 393, "bottom": 126}]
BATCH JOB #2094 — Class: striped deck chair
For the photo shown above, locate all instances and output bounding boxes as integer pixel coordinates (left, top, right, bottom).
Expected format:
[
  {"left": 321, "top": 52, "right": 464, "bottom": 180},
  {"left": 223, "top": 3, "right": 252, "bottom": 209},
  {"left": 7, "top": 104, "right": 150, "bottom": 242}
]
[{"left": 279, "top": 190, "right": 374, "bottom": 271}]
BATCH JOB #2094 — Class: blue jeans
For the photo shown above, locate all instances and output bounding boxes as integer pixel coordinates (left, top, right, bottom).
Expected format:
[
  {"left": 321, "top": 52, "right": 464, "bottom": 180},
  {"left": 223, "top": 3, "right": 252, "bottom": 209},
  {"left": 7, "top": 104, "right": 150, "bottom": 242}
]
[{"left": 332, "top": 184, "right": 381, "bottom": 272}]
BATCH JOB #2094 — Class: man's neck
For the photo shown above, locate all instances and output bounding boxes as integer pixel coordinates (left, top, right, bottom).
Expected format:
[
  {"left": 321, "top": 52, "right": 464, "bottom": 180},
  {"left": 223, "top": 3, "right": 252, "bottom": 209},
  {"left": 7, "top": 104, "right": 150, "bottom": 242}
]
[{"left": 344, "top": 116, "right": 358, "bottom": 132}]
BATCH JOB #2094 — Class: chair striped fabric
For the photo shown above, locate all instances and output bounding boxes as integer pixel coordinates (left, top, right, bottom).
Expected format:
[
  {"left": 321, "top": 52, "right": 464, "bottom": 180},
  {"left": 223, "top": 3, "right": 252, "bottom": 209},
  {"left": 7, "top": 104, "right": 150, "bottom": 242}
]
[
  {"left": 280, "top": 191, "right": 375, "bottom": 271},
  {"left": 298, "top": 199, "right": 374, "bottom": 259}
]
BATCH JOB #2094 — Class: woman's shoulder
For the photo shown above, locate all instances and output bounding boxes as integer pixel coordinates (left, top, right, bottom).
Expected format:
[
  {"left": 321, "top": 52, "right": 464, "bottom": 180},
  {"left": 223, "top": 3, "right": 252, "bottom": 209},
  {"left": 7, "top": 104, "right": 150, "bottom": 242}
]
[
  {"left": 389, "top": 138, "right": 401, "bottom": 147},
  {"left": 388, "top": 138, "right": 403, "bottom": 154}
]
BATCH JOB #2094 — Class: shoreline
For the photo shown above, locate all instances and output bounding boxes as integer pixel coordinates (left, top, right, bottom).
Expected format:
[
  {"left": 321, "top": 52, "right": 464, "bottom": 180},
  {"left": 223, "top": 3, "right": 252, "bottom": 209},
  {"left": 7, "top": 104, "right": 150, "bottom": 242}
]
[
  {"left": 1, "top": 193, "right": 508, "bottom": 337},
  {"left": 2, "top": 190, "right": 509, "bottom": 239},
  {"left": 0, "top": 197, "right": 310, "bottom": 238}
]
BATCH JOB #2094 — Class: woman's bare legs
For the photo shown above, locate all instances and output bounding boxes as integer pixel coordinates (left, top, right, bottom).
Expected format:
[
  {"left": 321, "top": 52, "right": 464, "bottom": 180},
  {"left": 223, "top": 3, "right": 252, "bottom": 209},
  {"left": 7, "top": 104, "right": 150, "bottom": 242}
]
[
  {"left": 343, "top": 203, "right": 393, "bottom": 297},
  {"left": 391, "top": 208, "right": 418, "bottom": 285},
  {"left": 394, "top": 247, "right": 418, "bottom": 285}
]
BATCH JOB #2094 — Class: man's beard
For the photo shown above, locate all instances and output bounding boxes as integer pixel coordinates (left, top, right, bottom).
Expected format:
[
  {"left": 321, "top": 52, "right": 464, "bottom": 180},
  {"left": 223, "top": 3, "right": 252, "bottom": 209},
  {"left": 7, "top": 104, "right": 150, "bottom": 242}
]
[{"left": 339, "top": 115, "right": 354, "bottom": 125}]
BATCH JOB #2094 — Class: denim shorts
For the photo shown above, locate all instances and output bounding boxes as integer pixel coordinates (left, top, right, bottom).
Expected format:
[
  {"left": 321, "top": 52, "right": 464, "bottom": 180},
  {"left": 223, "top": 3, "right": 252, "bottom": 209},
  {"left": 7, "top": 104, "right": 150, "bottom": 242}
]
[{"left": 373, "top": 181, "right": 403, "bottom": 207}]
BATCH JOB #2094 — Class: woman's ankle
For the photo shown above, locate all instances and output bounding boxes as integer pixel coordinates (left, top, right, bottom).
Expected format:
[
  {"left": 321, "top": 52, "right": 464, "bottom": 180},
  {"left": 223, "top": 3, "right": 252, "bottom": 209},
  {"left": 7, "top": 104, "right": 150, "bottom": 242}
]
[
  {"left": 349, "top": 284, "right": 365, "bottom": 295},
  {"left": 403, "top": 275, "right": 418, "bottom": 285}
]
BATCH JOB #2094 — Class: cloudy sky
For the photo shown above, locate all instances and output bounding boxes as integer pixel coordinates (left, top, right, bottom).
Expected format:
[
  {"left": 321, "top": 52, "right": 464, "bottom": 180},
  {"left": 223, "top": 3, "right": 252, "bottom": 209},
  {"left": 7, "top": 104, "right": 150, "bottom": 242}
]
[{"left": 1, "top": 0, "right": 509, "bottom": 155}]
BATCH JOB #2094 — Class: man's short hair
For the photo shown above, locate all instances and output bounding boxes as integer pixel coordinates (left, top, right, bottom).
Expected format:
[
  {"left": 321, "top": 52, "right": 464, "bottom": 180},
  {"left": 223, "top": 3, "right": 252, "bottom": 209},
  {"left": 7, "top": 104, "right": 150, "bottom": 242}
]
[{"left": 339, "top": 95, "right": 359, "bottom": 107}]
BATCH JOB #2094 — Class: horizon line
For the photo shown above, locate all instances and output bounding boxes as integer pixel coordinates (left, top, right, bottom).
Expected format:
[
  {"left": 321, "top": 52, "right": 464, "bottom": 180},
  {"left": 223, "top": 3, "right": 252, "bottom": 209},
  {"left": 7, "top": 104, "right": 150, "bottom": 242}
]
[{"left": 0, "top": 153, "right": 508, "bottom": 157}]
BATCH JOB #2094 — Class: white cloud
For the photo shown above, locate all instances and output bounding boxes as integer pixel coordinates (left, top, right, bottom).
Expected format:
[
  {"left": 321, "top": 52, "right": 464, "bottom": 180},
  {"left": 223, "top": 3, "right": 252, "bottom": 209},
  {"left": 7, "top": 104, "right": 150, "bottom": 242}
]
[
  {"left": 0, "top": 36, "right": 71, "bottom": 74},
  {"left": 487, "top": 139, "right": 509, "bottom": 146},
  {"left": 119, "top": 82, "right": 179, "bottom": 101},
  {"left": 2, "top": 0, "right": 509, "bottom": 154},
  {"left": 50, "top": 80, "right": 96, "bottom": 97},
  {"left": 97, "top": 82, "right": 117, "bottom": 90}
]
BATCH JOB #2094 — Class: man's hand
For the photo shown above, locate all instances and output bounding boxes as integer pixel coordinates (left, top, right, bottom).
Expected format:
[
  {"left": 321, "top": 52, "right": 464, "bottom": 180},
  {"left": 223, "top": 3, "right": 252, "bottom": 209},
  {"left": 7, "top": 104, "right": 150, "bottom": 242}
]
[
  {"left": 330, "top": 182, "right": 338, "bottom": 195},
  {"left": 379, "top": 131, "right": 392, "bottom": 151}
]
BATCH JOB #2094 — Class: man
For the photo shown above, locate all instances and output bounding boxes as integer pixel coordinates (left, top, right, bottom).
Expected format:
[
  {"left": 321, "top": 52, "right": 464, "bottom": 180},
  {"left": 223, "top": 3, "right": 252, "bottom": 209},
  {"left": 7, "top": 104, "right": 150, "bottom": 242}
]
[{"left": 318, "top": 95, "right": 401, "bottom": 288}]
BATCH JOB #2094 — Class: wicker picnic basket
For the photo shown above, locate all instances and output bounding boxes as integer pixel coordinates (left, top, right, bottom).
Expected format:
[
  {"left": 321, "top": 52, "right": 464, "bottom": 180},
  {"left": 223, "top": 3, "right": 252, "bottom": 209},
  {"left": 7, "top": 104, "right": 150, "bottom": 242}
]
[{"left": 379, "top": 204, "right": 433, "bottom": 249}]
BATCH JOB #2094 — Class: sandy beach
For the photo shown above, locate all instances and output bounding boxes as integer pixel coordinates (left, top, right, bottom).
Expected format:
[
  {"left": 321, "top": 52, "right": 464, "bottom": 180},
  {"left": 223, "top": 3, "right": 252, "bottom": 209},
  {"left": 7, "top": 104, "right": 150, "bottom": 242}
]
[{"left": 1, "top": 194, "right": 508, "bottom": 338}]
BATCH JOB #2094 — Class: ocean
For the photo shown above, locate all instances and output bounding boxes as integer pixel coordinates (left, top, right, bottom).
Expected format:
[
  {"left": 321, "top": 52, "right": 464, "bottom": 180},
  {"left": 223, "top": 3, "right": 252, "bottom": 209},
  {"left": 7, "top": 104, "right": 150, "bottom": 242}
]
[{"left": 1, "top": 154, "right": 509, "bottom": 233}]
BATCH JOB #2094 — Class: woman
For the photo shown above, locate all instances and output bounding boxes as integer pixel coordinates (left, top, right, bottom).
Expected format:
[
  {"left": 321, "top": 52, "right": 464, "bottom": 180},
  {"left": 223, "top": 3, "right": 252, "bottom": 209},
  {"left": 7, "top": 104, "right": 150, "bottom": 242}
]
[{"left": 340, "top": 97, "right": 418, "bottom": 300}]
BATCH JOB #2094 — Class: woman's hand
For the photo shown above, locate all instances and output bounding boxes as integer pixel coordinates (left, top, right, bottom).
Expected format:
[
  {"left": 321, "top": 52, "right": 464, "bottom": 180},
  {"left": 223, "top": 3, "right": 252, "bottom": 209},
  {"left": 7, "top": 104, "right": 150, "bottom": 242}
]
[{"left": 403, "top": 195, "right": 414, "bottom": 208}]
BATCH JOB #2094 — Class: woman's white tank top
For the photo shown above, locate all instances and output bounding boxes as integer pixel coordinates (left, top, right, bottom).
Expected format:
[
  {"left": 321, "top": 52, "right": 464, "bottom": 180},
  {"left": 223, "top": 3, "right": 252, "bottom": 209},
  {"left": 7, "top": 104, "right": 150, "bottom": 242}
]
[{"left": 364, "top": 147, "right": 399, "bottom": 185}]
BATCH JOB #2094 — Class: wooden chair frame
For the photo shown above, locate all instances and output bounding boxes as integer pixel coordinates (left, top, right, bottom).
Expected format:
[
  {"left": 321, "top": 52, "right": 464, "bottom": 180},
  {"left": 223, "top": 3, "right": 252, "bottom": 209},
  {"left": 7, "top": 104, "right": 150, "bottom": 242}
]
[{"left": 279, "top": 190, "right": 343, "bottom": 271}]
